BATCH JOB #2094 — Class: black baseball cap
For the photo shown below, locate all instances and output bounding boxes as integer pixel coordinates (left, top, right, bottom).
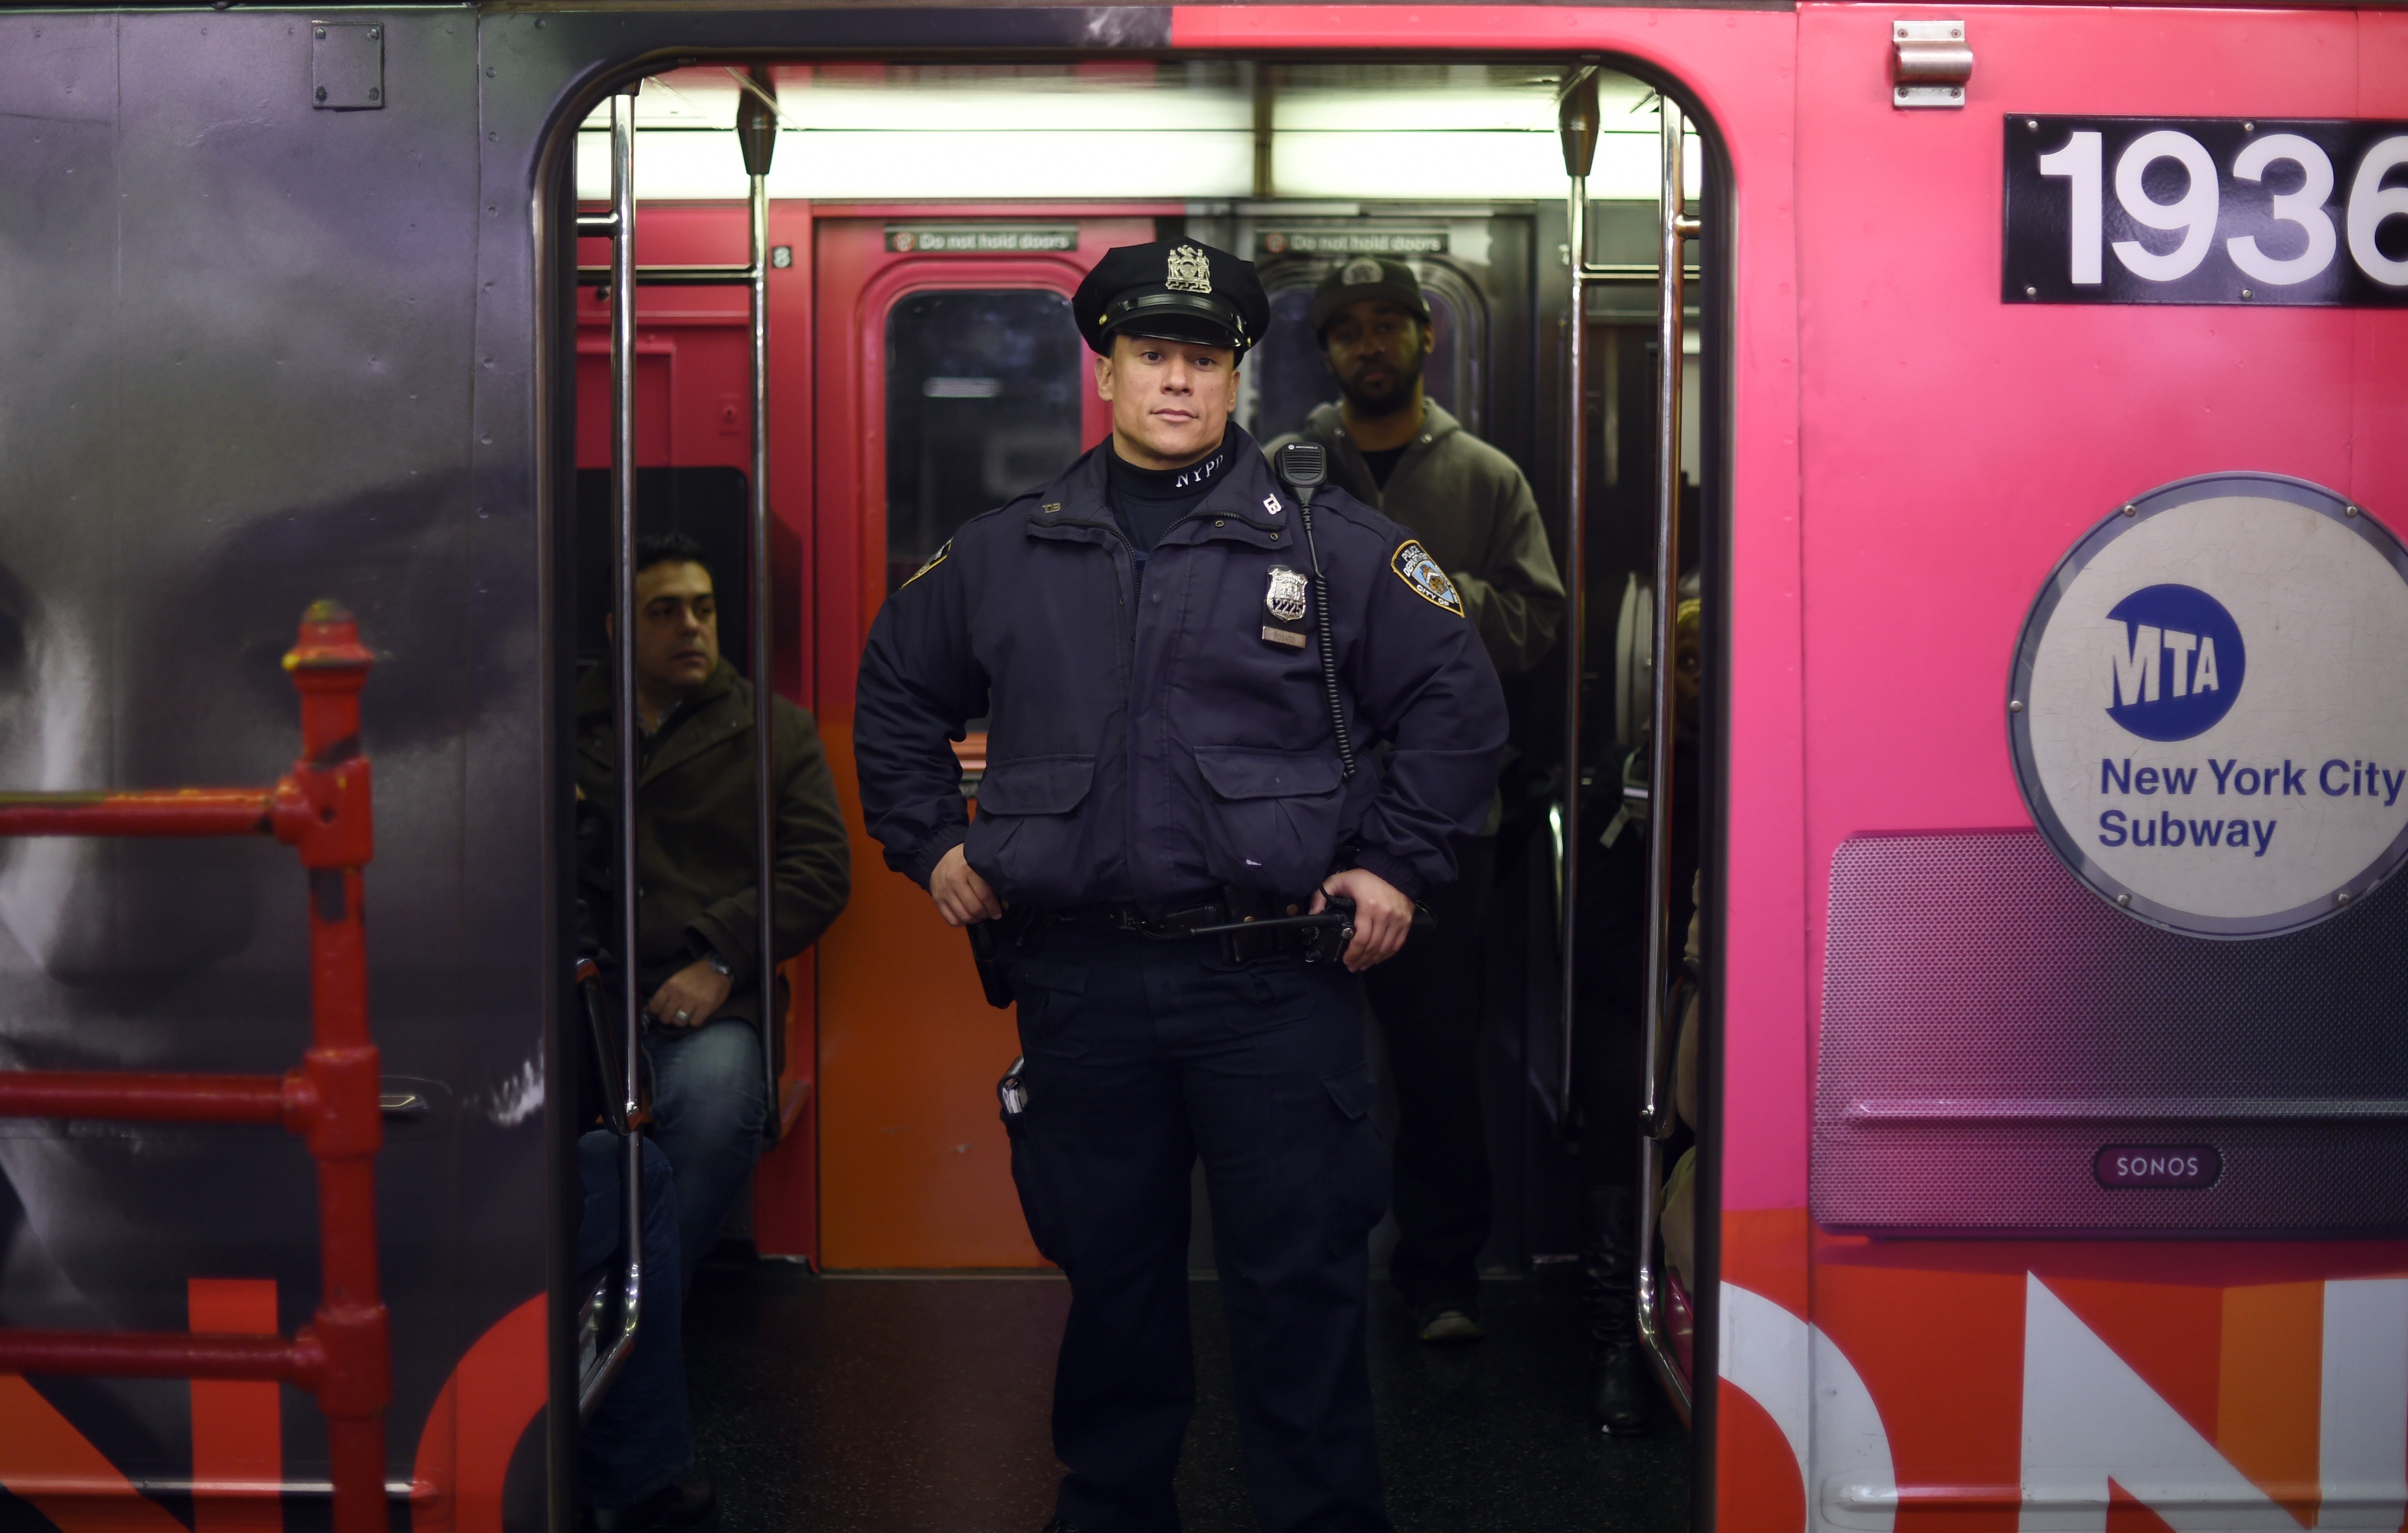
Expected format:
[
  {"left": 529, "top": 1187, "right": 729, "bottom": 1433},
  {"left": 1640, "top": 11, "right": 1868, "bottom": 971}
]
[
  {"left": 1073, "top": 239, "right": 1269, "bottom": 358},
  {"left": 1309, "top": 255, "right": 1433, "bottom": 339}
]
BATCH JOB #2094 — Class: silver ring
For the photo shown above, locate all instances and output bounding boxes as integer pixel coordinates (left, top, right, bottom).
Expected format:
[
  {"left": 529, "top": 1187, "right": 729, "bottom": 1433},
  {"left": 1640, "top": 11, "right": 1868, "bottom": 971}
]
[{"left": 673, "top": 1008, "right": 692, "bottom": 1023}]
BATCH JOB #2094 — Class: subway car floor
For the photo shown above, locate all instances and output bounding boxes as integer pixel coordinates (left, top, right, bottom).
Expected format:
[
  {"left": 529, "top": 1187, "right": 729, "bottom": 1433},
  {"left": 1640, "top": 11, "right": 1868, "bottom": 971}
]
[{"left": 682, "top": 1261, "right": 1690, "bottom": 1532}]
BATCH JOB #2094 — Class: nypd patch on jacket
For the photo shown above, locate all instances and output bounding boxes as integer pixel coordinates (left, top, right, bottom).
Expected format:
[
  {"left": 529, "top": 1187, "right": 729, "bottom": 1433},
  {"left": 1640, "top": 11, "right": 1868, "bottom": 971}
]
[{"left": 854, "top": 424, "right": 1509, "bottom": 910}]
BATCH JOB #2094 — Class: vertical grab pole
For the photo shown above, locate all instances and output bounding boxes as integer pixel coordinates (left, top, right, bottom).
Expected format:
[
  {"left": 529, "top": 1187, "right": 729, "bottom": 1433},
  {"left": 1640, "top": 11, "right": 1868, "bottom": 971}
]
[
  {"left": 587, "top": 82, "right": 647, "bottom": 1414},
  {"left": 1555, "top": 72, "right": 1600, "bottom": 1126},
  {"left": 735, "top": 67, "right": 780, "bottom": 1144},
  {"left": 1633, "top": 94, "right": 1699, "bottom": 1415}
]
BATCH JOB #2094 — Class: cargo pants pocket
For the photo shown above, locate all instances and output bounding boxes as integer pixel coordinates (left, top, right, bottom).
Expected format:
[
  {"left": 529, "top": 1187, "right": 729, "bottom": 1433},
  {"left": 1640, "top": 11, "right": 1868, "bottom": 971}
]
[
  {"left": 1320, "top": 1058, "right": 1391, "bottom": 1256},
  {"left": 1006, "top": 1112, "right": 1072, "bottom": 1267}
]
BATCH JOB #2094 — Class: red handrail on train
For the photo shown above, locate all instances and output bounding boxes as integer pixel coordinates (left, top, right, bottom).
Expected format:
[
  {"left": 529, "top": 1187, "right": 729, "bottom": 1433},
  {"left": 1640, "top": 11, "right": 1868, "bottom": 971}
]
[{"left": 0, "top": 602, "right": 388, "bottom": 1533}]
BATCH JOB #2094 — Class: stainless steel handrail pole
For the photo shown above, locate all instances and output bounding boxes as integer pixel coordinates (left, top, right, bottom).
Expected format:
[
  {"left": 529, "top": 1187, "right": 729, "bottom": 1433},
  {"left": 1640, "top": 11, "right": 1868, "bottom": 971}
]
[
  {"left": 584, "top": 83, "right": 645, "bottom": 1419},
  {"left": 1555, "top": 70, "right": 1599, "bottom": 1127},
  {"left": 1632, "top": 94, "right": 1700, "bottom": 1421},
  {"left": 736, "top": 67, "right": 780, "bottom": 1144}
]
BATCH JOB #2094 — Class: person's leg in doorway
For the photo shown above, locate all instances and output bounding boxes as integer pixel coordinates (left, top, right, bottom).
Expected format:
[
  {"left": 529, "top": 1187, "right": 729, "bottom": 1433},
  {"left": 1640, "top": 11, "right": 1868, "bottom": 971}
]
[
  {"left": 578, "top": 1130, "right": 715, "bottom": 1530},
  {"left": 645, "top": 1017, "right": 770, "bottom": 1289},
  {"left": 1360, "top": 833, "right": 1496, "bottom": 1338},
  {"left": 1005, "top": 930, "right": 1200, "bottom": 1533},
  {"left": 1184, "top": 950, "right": 1392, "bottom": 1533},
  {"left": 1572, "top": 827, "right": 1655, "bottom": 1435}
]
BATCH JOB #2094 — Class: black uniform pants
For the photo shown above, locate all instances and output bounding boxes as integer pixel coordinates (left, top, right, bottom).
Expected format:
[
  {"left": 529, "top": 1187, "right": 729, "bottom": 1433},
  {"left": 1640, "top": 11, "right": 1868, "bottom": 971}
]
[
  {"left": 1005, "top": 924, "right": 1392, "bottom": 1533},
  {"left": 1360, "top": 833, "right": 1495, "bottom": 1312}
]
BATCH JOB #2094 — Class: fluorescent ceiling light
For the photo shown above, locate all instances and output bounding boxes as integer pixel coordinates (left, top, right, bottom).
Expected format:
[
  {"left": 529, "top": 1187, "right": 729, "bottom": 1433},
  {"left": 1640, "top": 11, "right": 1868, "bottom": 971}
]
[
  {"left": 1274, "top": 88, "right": 1561, "bottom": 134},
  {"left": 578, "top": 128, "right": 1254, "bottom": 201},
  {"left": 576, "top": 66, "right": 1693, "bottom": 204}
]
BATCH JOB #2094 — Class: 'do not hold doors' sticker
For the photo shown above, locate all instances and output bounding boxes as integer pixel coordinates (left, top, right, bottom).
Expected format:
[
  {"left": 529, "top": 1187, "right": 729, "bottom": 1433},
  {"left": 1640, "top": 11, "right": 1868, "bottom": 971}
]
[{"left": 2009, "top": 472, "right": 2408, "bottom": 938}]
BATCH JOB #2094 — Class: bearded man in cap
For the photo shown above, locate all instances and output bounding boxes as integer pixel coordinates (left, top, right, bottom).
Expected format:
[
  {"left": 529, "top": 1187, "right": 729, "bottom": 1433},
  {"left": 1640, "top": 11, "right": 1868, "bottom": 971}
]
[
  {"left": 1268, "top": 256, "right": 1566, "bottom": 1350},
  {"left": 854, "top": 239, "right": 1507, "bottom": 1533}
]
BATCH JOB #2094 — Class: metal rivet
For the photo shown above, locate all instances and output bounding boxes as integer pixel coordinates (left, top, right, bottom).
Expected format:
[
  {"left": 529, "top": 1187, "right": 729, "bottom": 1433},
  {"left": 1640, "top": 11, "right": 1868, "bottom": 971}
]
[
  {"left": 2025, "top": 286, "right": 2038, "bottom": 298},
  {"left": 1214, "top": 519, "right": 1225, "bottom": 527},
  {"left": 315, "top": 86, "right": 328, "bottom": 102},
  {"left": 2346, "top": 505, "right": 2361, "bottom": 518},
  {"left": 367, "top": 25, "right": 379, "bottom": 38},
  {"left": 2337, "top": 891, "right": 2351, "bottom": 904},
  {"left": 367, "top": 86, "right": 380, "bottom": 101},
  {"left": 2121, "top": 504, "right": 2137, "bottom": 517},
  {"left": 2240, "top": 288, "right": 2253, "bottom": 300},
  {"left": 1950, "top": 26, "right": 1961, "bottom": 36},
  {"left": 2116, "top": 893, "right": 2131, "bottom": 907},
  {"left": 315, "top": 25, "right": 326, "bottom": 36},
  {"left": 2008, "top": 699, "right": 2024, "bottom": 714},
  {"left": 1949, "top": 88, "right": 1961, "bottom": 97},
  {"left": 2026, "top": 118, "right": 2038, "bottom": 131},
  {"left": 2243, "top": 122, "right": 2255, "bottom": 132}
]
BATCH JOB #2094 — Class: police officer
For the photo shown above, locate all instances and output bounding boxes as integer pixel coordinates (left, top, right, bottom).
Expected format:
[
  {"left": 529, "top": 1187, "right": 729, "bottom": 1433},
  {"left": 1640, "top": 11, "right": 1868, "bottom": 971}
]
[{"left": 854, "top": 240, "right": 1507, "bottom": 1533}]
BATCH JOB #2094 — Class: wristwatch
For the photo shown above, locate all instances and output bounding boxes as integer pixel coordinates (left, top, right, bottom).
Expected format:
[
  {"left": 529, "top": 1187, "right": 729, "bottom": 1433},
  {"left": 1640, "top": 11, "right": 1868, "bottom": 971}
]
[{"left": 706, "top": 952, "right": 734, "bottom": 978}]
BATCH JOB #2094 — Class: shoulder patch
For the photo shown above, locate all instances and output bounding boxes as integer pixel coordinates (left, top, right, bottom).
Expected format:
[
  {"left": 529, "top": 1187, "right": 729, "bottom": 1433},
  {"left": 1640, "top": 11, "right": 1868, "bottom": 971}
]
[
  {"left": 902, "top": 540, "right": 951, "bottom": 588},
  {"left": 1391, "top": 540, "right": 1463, "bottom": 614}
]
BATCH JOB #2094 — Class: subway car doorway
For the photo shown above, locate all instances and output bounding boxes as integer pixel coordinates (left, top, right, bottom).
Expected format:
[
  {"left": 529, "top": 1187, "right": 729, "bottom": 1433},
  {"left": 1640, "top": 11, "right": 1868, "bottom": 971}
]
[{"left": 557, "top": 55, "right": 1716, "bottom": 1533}]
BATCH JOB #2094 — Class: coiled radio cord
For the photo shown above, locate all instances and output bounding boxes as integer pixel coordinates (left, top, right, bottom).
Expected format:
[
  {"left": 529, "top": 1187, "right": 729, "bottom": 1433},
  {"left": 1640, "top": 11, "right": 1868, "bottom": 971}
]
[{"left": 1274, "top": 442, "right": 1356, "bottom": 782}]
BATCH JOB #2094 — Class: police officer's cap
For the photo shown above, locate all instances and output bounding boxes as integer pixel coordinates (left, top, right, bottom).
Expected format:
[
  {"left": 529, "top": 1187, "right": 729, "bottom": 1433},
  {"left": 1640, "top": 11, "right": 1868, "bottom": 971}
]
[
  {"left": 1074, "top": 240, "right": 1268, "bottom": 358},
  {"left": 1309, "top": 256, "right": 1433, "bottom": 340}
]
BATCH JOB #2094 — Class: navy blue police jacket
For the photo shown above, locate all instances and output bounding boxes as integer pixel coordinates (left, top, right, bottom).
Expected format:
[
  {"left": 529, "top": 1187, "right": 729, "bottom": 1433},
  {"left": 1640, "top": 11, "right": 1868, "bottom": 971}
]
[{"left": 854, "top": 424, "right": 1508, "bottom": 912}]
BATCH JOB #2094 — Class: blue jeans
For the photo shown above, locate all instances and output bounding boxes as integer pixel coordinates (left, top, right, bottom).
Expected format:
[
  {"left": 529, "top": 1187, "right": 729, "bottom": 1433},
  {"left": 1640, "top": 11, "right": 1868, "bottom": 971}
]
[
  {"left": 645, "top": 1017, "right": 770, "bottom": 1288},
  {"left": 578, "top": 1130, "right": 693, "bottom": 1510}
]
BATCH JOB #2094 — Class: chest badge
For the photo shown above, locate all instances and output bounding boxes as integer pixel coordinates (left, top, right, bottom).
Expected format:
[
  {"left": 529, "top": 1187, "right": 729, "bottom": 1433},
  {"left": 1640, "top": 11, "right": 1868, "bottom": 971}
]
[
  {"left": 1262, "top": 565, "right": 1310, "bottom": 648},
  {"left": 1265, "top": 566, "right": 1309, "bottom": 622},
  {"left": 1391, "top": 539, "right": 1464, "bottom": 614}
]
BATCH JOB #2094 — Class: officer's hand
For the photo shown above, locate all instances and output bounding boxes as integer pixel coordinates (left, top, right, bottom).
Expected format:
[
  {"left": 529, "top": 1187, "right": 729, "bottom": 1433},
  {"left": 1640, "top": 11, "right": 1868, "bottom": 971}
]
[
  {"left": 931, "top": 844, "right": 1005, "bottom": 928},
  {"left": 647, "top": 958, "right": 733, "bottom": 1031},
  {"left": 1313, "top": 868, "right": 1414, "bottom": 972}
]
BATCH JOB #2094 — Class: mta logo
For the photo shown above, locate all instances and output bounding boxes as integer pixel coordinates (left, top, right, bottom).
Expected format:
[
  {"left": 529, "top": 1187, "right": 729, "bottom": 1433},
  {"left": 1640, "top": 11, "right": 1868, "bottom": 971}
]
[{"left": 2104, "top": 584, "right": 2245, "bottom": 742}]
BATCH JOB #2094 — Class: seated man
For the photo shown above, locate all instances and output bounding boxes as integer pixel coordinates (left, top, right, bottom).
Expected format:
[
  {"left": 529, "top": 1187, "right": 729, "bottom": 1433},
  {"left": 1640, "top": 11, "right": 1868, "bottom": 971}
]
[{"left": 576, "top": 532, "right": 851, "bottom": 1284}]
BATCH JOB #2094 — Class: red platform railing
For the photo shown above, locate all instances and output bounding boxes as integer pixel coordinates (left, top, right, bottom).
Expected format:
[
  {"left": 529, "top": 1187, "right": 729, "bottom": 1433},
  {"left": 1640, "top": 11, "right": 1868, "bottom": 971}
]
[{"left": 0, "top": 602, "right": 387, "bottom": 1533}]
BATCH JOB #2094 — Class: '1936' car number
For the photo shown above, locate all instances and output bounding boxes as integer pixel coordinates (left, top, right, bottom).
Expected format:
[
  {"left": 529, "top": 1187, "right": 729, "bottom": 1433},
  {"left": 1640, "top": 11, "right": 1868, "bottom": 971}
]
[{"left": 2003, "top": 116, "right": 2408, "bottom": 306}]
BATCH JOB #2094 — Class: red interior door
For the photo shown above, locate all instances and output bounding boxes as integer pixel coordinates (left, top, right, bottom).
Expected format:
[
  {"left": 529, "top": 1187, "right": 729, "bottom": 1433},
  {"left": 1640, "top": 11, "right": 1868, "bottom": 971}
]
[{"left": 809, "top": 211, "right": 1158, "bottom": 1268}]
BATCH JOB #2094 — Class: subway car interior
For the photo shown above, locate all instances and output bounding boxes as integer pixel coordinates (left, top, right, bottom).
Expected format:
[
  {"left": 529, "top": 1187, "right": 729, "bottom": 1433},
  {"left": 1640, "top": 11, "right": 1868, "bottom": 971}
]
[{"left": 560, "top": 57, "right": 1710, "bottom": 1530}]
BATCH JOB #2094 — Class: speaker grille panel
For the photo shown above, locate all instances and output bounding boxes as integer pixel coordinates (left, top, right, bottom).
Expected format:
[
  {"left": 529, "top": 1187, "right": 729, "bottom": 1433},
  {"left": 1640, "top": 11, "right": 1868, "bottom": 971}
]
[{"left": 1814, "top": 830, "right": 2408, "bottom": 1236}]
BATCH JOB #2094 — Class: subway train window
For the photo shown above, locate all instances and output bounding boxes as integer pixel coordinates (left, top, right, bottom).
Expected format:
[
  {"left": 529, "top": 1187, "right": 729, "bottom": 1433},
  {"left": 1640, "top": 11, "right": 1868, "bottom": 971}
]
[{"left": 884, "top": 289, "right": 1085, "bottom": 592}]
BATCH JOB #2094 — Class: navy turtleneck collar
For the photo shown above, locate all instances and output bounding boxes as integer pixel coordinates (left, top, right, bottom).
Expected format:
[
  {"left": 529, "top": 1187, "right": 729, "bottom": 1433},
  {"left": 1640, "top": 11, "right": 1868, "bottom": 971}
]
[{"left": 1106, "top": 431, "right": 1231, "bottom": 552}]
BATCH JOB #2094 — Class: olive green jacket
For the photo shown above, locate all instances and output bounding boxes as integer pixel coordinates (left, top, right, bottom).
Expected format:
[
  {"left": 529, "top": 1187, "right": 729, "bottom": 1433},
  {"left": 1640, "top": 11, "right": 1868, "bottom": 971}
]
[
  {"left": 575, "top": 659, "right": 851, "bottom": 1030},
  {"left": 1269, "top": 400, "right": 1566, "bottom": 678}
]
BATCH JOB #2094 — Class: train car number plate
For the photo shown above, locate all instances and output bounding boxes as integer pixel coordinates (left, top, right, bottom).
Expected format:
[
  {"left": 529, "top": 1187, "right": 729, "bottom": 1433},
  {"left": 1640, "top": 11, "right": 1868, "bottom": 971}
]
[{"left": 2003, "top": 116, "right": 2408, "bottom": 306}]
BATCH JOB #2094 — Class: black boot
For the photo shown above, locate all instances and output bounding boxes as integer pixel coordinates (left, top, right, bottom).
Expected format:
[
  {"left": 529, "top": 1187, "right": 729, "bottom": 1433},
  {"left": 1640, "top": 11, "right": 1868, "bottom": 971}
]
[
  {"left": 1583, "top": 1184, "right": 1654, "bottom": 1436},
  {"left": 587, "top": 1473, "right": 718, "bottom": 1533}
]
